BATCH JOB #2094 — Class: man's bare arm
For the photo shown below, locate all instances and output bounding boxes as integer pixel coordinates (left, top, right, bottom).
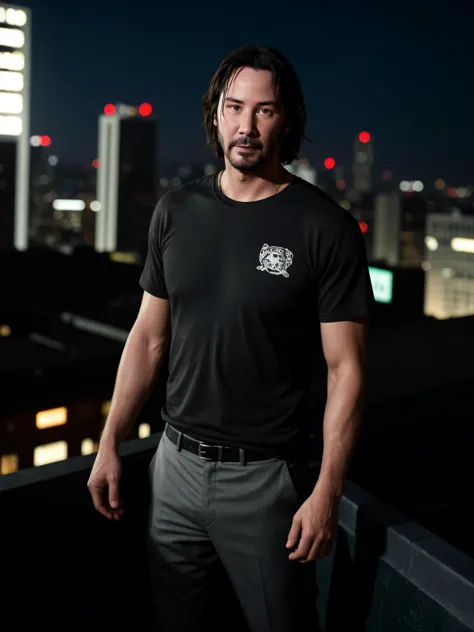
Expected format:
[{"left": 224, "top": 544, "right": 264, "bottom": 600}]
[
  {"left": 99, "top": 291, "right": 170, "bottom": 451},
  {"left": 314, "top": 317, "right": 368, "bottom": 499}
]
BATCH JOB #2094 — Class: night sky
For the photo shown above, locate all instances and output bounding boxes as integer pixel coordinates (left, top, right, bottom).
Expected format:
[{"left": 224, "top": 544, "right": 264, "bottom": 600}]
[{"left": 22, "top": 0, "right": 474, "bottom": 184}]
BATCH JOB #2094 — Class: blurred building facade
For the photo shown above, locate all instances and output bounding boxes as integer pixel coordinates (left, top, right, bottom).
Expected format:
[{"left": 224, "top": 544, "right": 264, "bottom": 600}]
[
  {"left": 0, "top": 3, "right": 31, "bottom": 251},
  {"left": 95, "top": 103, "right": 157, "bottom": 263},
  {"left": 373, "top": 192, "right": 427, "bottom": 268},
  {"left": 424, "top": 212, "right": 474, "bottom": 319}
]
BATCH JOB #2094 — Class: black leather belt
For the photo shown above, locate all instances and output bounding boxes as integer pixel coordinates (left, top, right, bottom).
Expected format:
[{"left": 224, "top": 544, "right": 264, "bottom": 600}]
[{"left": 165, "top": 423, "right": 272, "bottom": 464}]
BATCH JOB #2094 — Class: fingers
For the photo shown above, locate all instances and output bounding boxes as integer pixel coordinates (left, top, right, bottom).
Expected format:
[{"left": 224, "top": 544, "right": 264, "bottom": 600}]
[
  {"left": 107, "top": 472, "right": 120, "bottom": 509},
  {"left": 288, "top": 533, "right": 312, "bottom": 561},
  {"left": 286, "top": 516, "right": 302, "bottom": 550},
  {"left": 291, "top": 534, "right": 335, "bottom": 563},
  {"left": 88, "top": 475, "right": 124, "bottom": 521}
]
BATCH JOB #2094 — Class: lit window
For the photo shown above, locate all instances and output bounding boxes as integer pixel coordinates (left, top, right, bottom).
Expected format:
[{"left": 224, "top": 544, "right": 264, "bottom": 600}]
[
  {"left": 36, "top": 406, "right": 67, "bottom": 429},
  {"left": 101, "top": 400, "right": 111, "bottom": 417},
  {"left": 81, "top": 439, "right": 97, "bottom": 456},
  {"left": 138, "top": 423, "right": 151, "bottom": 438},
  {"left": 1, "top": 453, "right": 19, "bottom": 475},
  {"left": 34, "top": 441, "right": 68, "bottom": 466}
]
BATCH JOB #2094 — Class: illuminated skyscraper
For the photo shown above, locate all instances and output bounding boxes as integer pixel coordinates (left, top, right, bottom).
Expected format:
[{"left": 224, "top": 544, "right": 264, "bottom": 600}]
[
  {"left": 348, "top": 131, "right": 373, "bottom": 205},
  {"left": 373, "top": 192, "right": 427, "bottom": 268},
  {"left": 95, "top": 103, "right": 157, "bottom": 261},
  {"left": 424, "top": 213, "right": 474, "bottom": 319},
  {"left": 0, "top": 3, "right": 31, "bottom": 251}
]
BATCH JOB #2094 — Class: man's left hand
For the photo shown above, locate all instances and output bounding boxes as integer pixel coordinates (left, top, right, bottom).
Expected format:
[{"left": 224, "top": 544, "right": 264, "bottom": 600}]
[{"left": 286, "top": 485, "right": 339, "bottom": 562}]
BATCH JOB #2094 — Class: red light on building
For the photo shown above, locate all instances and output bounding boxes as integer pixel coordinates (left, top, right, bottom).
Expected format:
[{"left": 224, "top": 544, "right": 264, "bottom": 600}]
[
  {"left": 324, "top": 157, "right": 336, "bottom": 169},
  {"left": 139, "top": 102, "right": 152, "bottom": 117},
  {"left": 104, "top": 104, "right": 116, "bottom": 116},
  {"left": 359, "top": 221, "right": 368, "bottom": 233},
  {"left": 447, "top": 187, "right": 456, "bottom": 197},
  {"left": 92, "top": 159, "right": 99, "bottom": 169},
  {"left": 336, "top": 179, "right": 346, "bottom": 190},
  {"left": 40, "top": 135, "right": 51, "bottom": 147},
  {"left": 359, "top": 131, "right": 371, "bottom": 144}
]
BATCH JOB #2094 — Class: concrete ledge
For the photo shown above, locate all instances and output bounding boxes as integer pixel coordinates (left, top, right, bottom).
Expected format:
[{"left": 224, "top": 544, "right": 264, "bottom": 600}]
[
  {"left": 340, "top": 479, "right": 474, "bottom": 630},
  {"left": 1, "top": 432, "right": 473, "bottom": 630}
]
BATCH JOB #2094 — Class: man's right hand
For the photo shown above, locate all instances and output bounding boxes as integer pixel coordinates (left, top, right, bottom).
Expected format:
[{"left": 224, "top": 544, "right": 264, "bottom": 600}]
[{"left": 87, "top": 448, "right": 124, "bottom": 520}]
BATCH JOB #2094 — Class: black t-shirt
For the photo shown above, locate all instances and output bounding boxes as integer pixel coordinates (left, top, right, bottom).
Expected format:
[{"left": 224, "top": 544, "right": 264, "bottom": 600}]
[{"left": 139, "top": 173, "right": 374, "bottom": 460}]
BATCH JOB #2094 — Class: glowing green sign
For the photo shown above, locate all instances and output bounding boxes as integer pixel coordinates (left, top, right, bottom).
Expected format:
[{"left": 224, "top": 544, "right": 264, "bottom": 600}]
[{"left": 368, "top": 266, "right": 393, "bottom": 304}]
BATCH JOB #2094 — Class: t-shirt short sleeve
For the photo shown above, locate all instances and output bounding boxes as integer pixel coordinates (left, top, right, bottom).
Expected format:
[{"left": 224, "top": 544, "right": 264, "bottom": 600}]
[
  {"left": 316, "top": 211, "right": 374, "bottom": 322},
  {"left": 139, "top": 198, "right": 169, "bottom": 299}
]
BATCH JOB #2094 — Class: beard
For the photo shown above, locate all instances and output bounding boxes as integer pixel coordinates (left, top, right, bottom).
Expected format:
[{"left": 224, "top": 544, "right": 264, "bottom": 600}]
[{"left": 218, "top": 129, "right": 281, "bottom": 172}]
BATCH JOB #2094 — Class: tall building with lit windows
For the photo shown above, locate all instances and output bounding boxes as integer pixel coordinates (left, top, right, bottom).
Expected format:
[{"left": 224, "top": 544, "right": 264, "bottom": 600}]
[
  {"left": 0, "top": 3, "right": 31, "bottom": 251},
  {"left": 95, "top": 102, "right": 157, "bottom": 262},
  {"left": 373, "top": 192, "right": 427, "bottom": 268},
  {"left": 424, "top": 213, "right": 474, "bottom": 319},
  {"left": 352, "top": 130, "right": 373, "bottom": 195}
]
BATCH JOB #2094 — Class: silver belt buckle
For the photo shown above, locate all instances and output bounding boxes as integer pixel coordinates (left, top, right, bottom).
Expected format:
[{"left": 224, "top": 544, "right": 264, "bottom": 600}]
[{"left": 198, "top": 442, "right": 214, "bottom": 461}]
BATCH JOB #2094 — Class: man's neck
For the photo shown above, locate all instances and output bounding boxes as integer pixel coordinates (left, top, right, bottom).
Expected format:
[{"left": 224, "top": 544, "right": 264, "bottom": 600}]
[{"left": 219, "top": 163, "right": 292, "bottom": 203}]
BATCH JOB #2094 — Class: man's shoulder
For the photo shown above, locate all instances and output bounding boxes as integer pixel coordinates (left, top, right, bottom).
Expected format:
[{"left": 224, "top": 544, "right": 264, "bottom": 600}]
[{"left": 291, "top": 176, "right": 358, "bottom": 230}]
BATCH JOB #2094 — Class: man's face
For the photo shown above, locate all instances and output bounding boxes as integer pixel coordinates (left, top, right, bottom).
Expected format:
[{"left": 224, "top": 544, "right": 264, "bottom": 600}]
[{"left": 214, "top": 67, "right": 286, "bottom": 172}]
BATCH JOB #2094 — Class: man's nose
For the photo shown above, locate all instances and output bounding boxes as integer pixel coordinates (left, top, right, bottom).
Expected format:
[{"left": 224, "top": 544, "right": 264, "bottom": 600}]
[{"left": 238, "top": 111, "right": 257, "bottom": 137}]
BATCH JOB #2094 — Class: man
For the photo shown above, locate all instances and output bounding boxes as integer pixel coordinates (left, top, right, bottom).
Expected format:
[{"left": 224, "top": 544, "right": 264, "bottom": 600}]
[{"left": 88, "top": 44, "right": 374, "bottom": 632}]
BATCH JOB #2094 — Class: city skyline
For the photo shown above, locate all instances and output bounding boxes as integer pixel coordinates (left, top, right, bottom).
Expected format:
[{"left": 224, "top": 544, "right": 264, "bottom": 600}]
[{"left": 21, "top": 0, "right": 474, "bottom": 184}]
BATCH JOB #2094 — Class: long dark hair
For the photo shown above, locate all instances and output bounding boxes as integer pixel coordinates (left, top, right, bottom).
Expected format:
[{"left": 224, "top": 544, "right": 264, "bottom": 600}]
[{"left": 202, "top": 44, "right": 308, "bottom": 165}]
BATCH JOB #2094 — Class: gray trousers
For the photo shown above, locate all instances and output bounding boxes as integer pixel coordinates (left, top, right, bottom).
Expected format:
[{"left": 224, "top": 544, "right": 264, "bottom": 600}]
[{"left": 147, "top": 424, "right": 321, "bottom": 632}]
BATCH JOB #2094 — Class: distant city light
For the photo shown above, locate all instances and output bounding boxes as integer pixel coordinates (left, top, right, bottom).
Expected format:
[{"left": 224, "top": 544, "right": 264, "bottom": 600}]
[
  {"left": 359, "top": 131, "right": 371, "bottom": 143},
  {"left": 368, "top": 266, "right": 393, "bottom": 304},
  {"left": 52, "top": 199, "right": 86, "bottom": 211},
  {"left": 359, "top": 221, "right": 368, "bottom": 233},
  {"left": 451, "top": 238, "right": 474, "bottom": 254},
  {"left": 0, "top": 50, "right": 24, "bottom": 71},
  {"left": 441, "top": 268, "right": 455, "bottom": 278},
  {"left": 382, "top": 170, "right": 392, "bottom": 181},
  {"left": 92, "top": 158, "right": 99, "bottom": 168},
  {"left": 138, "top": 102, "right": 152, "bottom": 117},
  {"left": 0, "top": 91, "right": 23, "bottom": 114},
  {"left": 0, "top": 114, "right": 21, "bottom": 135},
  {"left": 40, "top": 135, "right": 51, "bottom": 147},
  {"left": 399, "top": 181, "right": 410, "bottom": 192},
  {"left": 0, "top": 27, "right": 25, "bottom": 49},
  {"left": 447, "top": 187, "right": 457, "bottom": 197},
  {"left": 36, "top": 406, "right": 67, "bottom": 430},
  {"left": 0, "top": 70, "right": 23, "bottom": 92},
  {"left": 336, "top": 179, "right": 346, "bottom": 190},
  {"left": 0, "top": 7, "right": 28, "bottom": 27},
  {"left": 48, "top": 155, "right": 58, "bottom": 166},
  {"left": 104, "top": 103, "right": 116, "bottom": 116},
  {"left": 90, "top": 200, "right": 101, "bottom": 212},
  {"left": 0, "top": 324, "right": 12, "bottom": 337},
  {"left": 324, "top": 157, "right": 336, "bottom": 169},
  {"left": 413, "top": 180, "right": 424, "bottom": 192},
  {"left": 435, "top": 178, "right": 445, "bottom": 190},
  {"left": 425, "top": 236, "right": 439, "bottom": 252}
]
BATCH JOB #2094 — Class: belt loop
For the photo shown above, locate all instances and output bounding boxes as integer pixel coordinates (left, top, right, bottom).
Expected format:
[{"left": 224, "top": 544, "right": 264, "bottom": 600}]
[
  {"left": 239, "top": 448, "right": 246, "bottom": 466},
  {"left": 176, "top": 432, "right": 183, "bottom": 452}
]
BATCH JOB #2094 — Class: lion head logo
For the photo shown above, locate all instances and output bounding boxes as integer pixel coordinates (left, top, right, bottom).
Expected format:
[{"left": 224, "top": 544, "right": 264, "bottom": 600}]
[{"left": 256, "top": 243, "right": 293, "bottom": 278}]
